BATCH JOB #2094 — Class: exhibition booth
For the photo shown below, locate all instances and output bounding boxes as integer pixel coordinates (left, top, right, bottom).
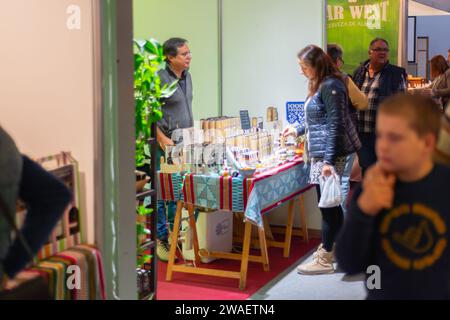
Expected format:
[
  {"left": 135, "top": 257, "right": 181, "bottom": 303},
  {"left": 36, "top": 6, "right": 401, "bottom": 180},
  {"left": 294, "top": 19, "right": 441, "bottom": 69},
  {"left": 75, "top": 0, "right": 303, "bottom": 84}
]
[{"left": 1, "top": 0, "right": 448, "bottom": 300}]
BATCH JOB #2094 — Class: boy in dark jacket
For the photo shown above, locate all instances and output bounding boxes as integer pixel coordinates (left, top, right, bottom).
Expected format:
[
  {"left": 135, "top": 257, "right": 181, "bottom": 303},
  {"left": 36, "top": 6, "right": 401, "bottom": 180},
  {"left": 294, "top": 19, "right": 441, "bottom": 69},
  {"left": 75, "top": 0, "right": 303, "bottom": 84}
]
[{"left": 336, "top": 94, "right": 450, "bottom": 299}]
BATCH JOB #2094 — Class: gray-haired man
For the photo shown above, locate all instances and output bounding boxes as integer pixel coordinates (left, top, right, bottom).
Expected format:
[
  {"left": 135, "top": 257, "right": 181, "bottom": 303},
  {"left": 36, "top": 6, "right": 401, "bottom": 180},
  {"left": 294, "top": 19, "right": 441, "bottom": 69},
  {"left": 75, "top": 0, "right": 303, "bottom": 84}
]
[{"left": 156, "top": 38, "right": 194, "bottom": 262}]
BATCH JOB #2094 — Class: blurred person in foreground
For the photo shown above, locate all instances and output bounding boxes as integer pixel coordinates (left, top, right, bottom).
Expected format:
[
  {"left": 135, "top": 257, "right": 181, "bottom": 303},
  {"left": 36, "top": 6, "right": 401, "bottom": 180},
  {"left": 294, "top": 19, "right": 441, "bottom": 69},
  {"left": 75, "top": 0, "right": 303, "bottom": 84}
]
[
  {"left": 1, "top": 126, "right": 71, "bottom": 292},
  {"left": 336, "top": 94, "right": 450, "bottom": 299}
]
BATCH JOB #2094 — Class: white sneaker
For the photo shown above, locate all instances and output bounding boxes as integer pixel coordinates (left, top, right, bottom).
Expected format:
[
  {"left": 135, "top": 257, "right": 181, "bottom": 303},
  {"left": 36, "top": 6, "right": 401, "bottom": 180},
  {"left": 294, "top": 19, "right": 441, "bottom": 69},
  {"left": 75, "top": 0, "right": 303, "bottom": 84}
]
[
  {"left": 157, "top": 239, "right": 177, "bottom": 262},
  {"left": 297, "top": 246, "right": 335, "bottom": 275},
  {"left": 313, "top": 243, "right": 336, "bottom": 262}
]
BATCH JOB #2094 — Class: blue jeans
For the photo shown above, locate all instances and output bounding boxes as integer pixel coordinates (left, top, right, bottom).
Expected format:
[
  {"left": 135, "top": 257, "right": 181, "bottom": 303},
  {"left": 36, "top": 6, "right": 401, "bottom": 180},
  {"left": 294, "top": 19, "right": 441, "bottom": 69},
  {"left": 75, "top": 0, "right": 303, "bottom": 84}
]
[
  {"left": 155, "top": 146, "right": 176, "bottom": 241},
  {"left": 357, "top": 133, "right": 377, "bottom": 176},
  {"left": 157, "top": 200, "right": 177, "bottom": 241},
  {"left": 341, "top": 153, "right": 355, "bottom": 215}
]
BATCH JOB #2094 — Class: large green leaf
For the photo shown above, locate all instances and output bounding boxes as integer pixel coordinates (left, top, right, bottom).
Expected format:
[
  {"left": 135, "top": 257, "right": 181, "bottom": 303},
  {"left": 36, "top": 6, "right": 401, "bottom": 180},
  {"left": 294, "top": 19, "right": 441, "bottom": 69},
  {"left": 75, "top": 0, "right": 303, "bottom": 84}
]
[
  {"left": 134, "top": 39, "right": 145, "bottom": 51},
  {"left": 134, "top": 54, "right": 144, "bottom": 71},
  {"left": 144, "top": 123, "right": 151, "bottom": 139},
  {"left": 137, "top": 205, "right": 153, "bottom": 216},
  {"left": 143, "top": 39, "right": 159, "bottom": 55},
  {"left": 150, "top": 38, "right": 162, "bottom": 54},
  {"left": 136, "top": 223, "right": 146, "bottom": 235},
  {"left": 161, "top": 80, "right": 178, "bottom": 98}
]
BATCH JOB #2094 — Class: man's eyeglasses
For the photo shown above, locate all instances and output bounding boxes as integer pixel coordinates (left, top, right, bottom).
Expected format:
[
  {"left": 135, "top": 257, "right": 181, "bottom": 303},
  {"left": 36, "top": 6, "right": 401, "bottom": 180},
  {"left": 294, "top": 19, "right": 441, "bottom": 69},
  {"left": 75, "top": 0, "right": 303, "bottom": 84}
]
[
  {"left": 370, "top": 48, "right": 390, "bottom": 53},
  {"left": 179, "top": 51, "right": 192, "bottom": 57}
]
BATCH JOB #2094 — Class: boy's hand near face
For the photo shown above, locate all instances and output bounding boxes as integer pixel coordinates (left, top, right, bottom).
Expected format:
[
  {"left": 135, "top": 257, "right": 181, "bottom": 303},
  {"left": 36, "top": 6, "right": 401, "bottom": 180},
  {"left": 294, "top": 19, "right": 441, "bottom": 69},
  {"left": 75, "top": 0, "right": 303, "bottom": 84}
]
[{"left": 358, "top": 163, "right": 396, "bottom": 216}]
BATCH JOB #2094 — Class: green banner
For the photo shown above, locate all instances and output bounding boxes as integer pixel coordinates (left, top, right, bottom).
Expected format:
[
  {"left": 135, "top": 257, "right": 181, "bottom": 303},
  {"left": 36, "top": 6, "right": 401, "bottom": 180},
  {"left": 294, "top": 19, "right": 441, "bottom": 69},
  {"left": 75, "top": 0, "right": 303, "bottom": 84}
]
[{"left": 327, "top": 0, "right": 400, "bottom": 75}]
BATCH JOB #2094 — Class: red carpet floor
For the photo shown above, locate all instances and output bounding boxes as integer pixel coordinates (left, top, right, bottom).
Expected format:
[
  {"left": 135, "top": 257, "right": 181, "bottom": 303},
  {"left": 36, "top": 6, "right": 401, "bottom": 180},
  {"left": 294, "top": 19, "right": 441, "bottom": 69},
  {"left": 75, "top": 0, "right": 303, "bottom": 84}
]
[{"left": 156, "top": 236, "right": 320, "bottom": 300}]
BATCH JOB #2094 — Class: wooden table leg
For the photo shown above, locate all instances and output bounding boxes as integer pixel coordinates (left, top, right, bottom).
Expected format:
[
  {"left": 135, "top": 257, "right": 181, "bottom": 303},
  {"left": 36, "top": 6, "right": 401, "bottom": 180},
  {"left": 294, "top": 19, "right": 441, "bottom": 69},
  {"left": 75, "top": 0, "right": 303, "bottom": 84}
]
[
  {"left": 166, "top": 201, "right": 183, "bottom": 281},
  {"left": 187, "top": 204, "right": 201, "bottom": 266},
  {"left": 283, "top": 199, "right": 295, "bottom": 258},
  {"left": 239, "top": 220, "right": 252, "bottom": 290},
  {"left": 299, "top": 195, "right": 309, "bottom": 243},
  {"left": 258, "top": 227, "right": 270, "bottom": 271}
]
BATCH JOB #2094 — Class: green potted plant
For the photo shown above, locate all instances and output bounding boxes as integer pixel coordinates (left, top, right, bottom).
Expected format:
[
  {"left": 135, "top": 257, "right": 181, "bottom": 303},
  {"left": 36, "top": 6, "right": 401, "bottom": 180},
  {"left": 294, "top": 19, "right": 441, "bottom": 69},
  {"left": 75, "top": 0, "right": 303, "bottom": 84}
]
[
  {"left": 134, "top": 38, "right": 178, "bottom": 268},
  {"left": 134, "top": 38, "right": 178, "bottom": 169},
  {"left": 136, "top": 204, "right": 153, "bottom": 267}
]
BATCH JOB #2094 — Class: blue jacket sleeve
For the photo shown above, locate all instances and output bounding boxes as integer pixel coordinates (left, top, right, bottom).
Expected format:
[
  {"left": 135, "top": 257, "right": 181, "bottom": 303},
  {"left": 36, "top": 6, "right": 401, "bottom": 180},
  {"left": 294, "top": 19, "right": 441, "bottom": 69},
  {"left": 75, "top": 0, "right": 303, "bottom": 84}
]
[
  {"left": 319, "top": 79, "right": 347, "bottom": 165},
  {"left": 335, "top": 186, "right": 377, "bottom": 275}
]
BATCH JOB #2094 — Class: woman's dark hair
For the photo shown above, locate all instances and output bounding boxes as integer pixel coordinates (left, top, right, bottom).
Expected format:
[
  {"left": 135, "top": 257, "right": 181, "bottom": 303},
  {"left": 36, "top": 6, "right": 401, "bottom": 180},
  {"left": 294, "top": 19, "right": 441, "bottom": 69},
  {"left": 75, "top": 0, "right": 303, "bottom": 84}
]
[
  {"left": 430, "top": 55, "right": 449, "bottom": 79},
  {"left": 297, "top": 45, "right": 344, "bottom": 96}
]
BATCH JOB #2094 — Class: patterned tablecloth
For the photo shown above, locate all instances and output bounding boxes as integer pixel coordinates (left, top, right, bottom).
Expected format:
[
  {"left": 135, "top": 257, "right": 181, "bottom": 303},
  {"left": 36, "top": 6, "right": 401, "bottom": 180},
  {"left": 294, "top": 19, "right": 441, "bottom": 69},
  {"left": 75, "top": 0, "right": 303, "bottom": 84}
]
[{"left": 157, "top": 157, "right": 313, "bottom": 228}]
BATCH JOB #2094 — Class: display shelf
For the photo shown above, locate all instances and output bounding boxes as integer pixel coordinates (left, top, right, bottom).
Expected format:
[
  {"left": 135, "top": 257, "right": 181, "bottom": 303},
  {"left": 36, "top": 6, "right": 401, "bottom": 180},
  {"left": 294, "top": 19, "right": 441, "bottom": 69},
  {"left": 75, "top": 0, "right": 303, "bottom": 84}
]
[
  {"left": 136, "top": 122, "right": 158, "bottom": 300},
  {"left": 136, "top": 189, "right": 156, "bottom": 201},
  {"left": 140, "top": 240, "right": 155, "bottom": 250},
  {"left": 137, "top": 267, "right": 153, "bottom": 300},
  {"left": 149, "top": 123, "right": 158, "bottom": 299}
]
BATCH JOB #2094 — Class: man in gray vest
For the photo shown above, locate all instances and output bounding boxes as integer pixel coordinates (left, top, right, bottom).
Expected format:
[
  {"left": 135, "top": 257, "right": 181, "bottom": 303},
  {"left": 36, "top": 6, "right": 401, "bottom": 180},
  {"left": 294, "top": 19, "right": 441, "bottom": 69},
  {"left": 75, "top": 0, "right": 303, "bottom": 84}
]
[{"left": 156, "top": 38, "right": 194, "bottom": 262}]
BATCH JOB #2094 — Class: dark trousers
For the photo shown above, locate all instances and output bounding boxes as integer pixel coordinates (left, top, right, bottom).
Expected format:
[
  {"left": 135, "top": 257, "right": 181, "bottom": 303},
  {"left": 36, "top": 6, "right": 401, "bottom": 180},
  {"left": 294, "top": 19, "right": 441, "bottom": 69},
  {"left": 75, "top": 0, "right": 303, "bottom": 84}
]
[
  {"left": 357, "top": 133, "right": 377, "bottom": 177},
  {"left": 3, "top": 156, "right": 71, "bottom": 277},
  {"left": 316, "top": 185, "right": 343, "bottom": 252}
]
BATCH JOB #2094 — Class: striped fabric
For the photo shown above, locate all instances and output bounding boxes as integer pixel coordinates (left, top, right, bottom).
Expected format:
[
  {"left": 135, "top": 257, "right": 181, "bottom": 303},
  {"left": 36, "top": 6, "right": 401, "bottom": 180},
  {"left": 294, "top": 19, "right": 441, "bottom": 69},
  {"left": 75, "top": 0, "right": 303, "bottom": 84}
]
[
  {"left": 77, "top": 244, "right": 106, "bottom": 300},
  {"left": 11, "top": 153, "right": 105, "bottom": 300},
  {"left": 61, "top": 250, "right": 89, "bottom": 300},
  {"left": 242, "top": 177, "right": 254, "bottom": 210},
  {"left": 158, "top": 157, "right": 309, "bottom": 216},
  {"left": 158, "top": 172, "right": 183, "bottom": 201},
  {"left": 19, "top": 244, "right": 106, "bottom": 300},
  {"left": 35, "top": 234, "right": 81, "bottom": 263},
  {"left": 219, "top": 176, "right": 233, "bottom": 211},
  {"left": 38, "top": 261, "right": 66, "bottom": 300},
  {"left": 182, "top": 174, "right": 196, "bottom": 205},
  {"left": 232, "top": 177, "right": 245, "bottom": 211}
]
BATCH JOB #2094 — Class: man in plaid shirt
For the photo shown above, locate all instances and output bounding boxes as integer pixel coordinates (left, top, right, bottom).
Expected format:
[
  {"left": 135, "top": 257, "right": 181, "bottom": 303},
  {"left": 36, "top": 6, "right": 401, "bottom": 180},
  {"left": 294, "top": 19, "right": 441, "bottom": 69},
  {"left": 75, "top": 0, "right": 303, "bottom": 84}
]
[{"left": 353, "top": 38, "right": 407, "bottom": 175}]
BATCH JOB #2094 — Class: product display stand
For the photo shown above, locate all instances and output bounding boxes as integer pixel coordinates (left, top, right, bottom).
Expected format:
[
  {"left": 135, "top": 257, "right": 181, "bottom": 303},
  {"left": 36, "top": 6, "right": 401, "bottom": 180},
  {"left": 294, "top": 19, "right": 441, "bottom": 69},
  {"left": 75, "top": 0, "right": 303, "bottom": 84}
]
[
  {"left": 165, "top": 195, "right": 309, "bottom": 290},
  {"left": 166, "top": 202, "right": 269, "bottom": 290},
  {"left": 160, "top": 156, "right": 312, "bottom": 290}
]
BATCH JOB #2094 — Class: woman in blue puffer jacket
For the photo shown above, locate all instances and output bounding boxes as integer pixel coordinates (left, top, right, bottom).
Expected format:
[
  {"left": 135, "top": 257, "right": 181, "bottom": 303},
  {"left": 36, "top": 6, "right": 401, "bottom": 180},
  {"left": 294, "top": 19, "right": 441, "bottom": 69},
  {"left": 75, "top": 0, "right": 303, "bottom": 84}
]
[{"left": 284, "top": 45, "right": 360, "bottom": 275}]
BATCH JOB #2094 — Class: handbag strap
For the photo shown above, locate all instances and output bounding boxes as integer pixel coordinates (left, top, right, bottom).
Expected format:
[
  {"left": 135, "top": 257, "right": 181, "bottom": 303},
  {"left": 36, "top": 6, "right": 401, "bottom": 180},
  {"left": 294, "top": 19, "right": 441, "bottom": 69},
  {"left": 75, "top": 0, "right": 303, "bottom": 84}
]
[{"left": 0, "top": 195, "right": 34, "bottom": 261}]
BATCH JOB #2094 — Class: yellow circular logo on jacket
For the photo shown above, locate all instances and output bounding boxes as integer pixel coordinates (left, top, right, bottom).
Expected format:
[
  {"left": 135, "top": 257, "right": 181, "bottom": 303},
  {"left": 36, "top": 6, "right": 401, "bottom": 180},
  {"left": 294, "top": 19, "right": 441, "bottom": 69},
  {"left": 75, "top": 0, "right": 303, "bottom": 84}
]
[{"left": 380, "top": 203, "right": 447, "bottom": 270}]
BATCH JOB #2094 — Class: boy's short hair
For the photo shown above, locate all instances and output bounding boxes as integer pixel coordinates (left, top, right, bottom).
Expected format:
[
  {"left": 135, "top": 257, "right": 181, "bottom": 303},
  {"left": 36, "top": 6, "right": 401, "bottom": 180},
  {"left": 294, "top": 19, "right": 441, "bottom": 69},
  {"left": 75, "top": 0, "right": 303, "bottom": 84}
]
[{"left": 379, "top": 94, "right": 441, "bottom": 140}]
